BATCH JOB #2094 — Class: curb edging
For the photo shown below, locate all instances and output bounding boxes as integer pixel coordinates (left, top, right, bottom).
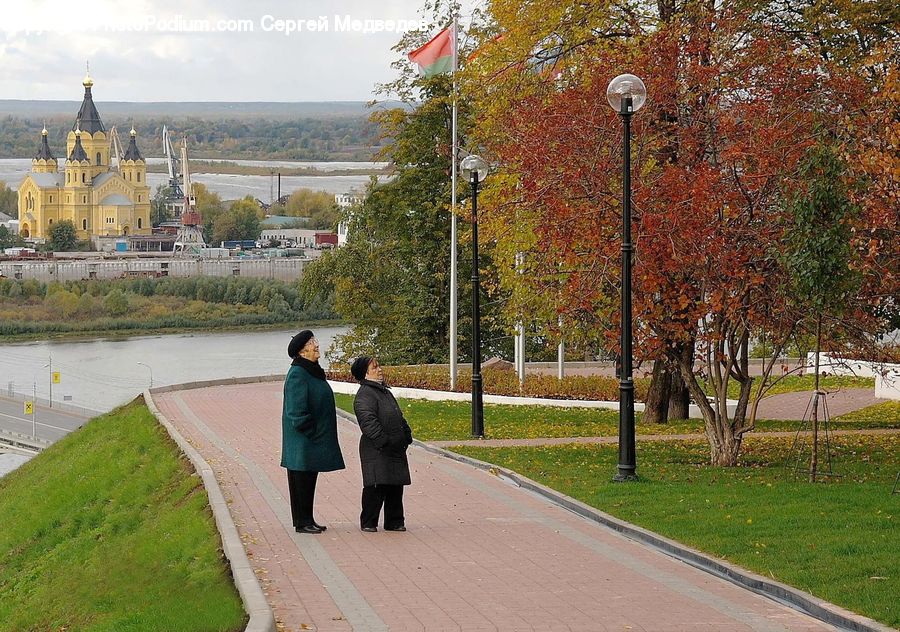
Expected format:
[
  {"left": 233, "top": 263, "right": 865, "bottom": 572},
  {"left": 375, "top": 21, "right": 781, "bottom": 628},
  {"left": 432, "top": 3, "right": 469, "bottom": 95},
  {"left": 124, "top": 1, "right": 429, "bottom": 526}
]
[
  {"left": 144, "top": 389, "right": 276, "bottom": 632},
  {"left": 340, "top": 405, "right": 895, "bottom": 632}
]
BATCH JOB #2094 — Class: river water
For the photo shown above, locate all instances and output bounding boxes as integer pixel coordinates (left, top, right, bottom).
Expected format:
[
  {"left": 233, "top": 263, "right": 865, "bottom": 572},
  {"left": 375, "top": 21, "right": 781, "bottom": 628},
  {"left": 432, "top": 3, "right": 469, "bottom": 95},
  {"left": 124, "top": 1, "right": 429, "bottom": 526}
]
[
  {"left": 0, "top": 158, "right": 384, "bottom": 201},
  {"left": 0, "top": 326, "right": 348, "bottom": 414}
]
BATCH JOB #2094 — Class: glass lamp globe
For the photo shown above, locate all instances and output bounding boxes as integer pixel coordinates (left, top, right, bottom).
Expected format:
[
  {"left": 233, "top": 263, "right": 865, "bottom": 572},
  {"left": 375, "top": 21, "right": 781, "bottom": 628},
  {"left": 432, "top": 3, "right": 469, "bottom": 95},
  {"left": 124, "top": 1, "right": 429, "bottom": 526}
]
[
  {"left": 461, "top": 155, "right": 489, "bottom": 182},
  {"left": 606, "top": 74, "right": 647, "bottom": 113}
]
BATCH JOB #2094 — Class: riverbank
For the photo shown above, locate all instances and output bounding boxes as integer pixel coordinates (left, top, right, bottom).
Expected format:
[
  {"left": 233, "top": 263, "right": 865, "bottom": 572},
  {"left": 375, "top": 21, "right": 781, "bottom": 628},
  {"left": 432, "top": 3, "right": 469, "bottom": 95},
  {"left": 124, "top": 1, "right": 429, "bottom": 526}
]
[
  {"left": 145, "top": 160, "right": 390, "bottom": 177},
  {"left": 0, "top": 318, "right": 344, "bottom": 344}
]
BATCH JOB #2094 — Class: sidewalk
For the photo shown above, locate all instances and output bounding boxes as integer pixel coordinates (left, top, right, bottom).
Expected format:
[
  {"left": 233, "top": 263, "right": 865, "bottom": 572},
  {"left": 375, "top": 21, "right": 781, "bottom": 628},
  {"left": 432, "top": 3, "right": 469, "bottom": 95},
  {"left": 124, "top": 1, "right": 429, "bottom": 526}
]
[
  {"left": 755, "top": 388, "right": 887, "bottom": 420},
  {"left": 154, "top": 382, "right": 845, "bottom": 632}
]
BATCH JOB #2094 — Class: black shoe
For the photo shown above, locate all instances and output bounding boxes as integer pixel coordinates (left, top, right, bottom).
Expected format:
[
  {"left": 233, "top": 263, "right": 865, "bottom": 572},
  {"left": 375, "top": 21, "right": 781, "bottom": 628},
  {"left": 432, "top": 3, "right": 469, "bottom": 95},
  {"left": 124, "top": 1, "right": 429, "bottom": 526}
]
[
  {"left": 313, "top": 522, "right": 327, "bottom": 531},
  {"left": 384, "top": 525, "right": 406, "bottom": 532},
  {"left": 296, "top": 524, "right": 324, "bottom": 534},
  {"left": 361, "top": 526, "right": 377, "bottom": 532}
]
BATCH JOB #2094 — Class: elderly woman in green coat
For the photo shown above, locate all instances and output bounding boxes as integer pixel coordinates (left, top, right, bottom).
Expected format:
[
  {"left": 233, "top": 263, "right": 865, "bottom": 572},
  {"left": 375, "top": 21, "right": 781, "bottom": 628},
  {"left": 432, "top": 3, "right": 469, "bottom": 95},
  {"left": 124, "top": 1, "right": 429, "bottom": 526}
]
[{"left": 281, "top": 330, "right": 345, "bottom": 534}]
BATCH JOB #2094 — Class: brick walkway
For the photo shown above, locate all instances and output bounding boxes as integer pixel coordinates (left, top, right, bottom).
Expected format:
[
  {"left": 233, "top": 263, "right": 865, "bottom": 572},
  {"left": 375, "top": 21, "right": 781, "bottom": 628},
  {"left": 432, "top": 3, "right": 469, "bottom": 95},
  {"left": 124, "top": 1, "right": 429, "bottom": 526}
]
[
  {"left": 755, "top": 388, "right": 887, "bottom": 420},
  {"left": 155, "top": 382, "right": 842, "bottom": 632}
]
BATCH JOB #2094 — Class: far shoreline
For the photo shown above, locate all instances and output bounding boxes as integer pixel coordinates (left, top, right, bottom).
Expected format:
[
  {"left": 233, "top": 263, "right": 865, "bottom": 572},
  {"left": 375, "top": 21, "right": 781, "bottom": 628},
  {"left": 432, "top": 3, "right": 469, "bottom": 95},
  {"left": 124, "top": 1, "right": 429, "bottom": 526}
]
[{"left": 0, "top": 319, "right": 347, "bottom": 345}]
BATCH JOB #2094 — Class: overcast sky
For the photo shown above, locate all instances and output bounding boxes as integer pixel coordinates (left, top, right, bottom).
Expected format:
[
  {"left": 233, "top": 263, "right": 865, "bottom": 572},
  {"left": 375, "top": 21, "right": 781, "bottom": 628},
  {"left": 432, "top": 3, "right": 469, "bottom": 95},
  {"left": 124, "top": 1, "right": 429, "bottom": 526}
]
[{"left": 1, "top": 0, "right": 478, "bottom": 102}]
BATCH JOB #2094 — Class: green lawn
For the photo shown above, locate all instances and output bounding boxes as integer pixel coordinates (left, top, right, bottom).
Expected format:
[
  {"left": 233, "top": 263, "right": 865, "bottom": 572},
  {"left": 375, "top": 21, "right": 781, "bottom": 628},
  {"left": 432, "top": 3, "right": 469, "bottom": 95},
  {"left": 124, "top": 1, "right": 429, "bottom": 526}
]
[
  {"left": 835, "top": 400, "right": 900, "bottom": 424},
  {"left": 333, "top": 393, "right": 899, "bottom": 441},
  {"left": 0, "top": 399, "right": 246, "bottom": 632},
  {"left": 452, "top": 435, "right": 899, "bottom": 628}
]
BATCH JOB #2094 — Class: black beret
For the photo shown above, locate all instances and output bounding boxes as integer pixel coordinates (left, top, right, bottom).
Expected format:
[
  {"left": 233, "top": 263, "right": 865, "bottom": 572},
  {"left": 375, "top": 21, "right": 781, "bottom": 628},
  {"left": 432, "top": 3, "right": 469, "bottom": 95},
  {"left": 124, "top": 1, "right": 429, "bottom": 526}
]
[
  {"left": 350, "top": 356, "right": 373, "bottom": 382},
  {"left": 287, "top": 330, "right": 315, "bottom": 358}
]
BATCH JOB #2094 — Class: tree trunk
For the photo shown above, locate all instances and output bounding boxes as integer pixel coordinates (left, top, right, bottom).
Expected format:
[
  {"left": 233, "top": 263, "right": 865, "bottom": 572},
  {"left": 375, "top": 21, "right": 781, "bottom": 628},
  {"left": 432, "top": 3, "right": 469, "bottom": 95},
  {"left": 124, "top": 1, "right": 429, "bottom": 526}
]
[
  {"left": 810, "top": 315, "right": 822, "bottom": 482},
  {"left": 643, "top": 359, "right": 672, "bottom": 424},
  {"left": 667, "top": 340, "right": 693, "bottom": 420},
  {"left": 668, "top": 369, "right": 690, "bottom": 420},
  {"left": 710, "top": 433, "right": 742, "bottom": 466},
  {"left": 671, "top": 344, "right": 743, "bottom": 467}
]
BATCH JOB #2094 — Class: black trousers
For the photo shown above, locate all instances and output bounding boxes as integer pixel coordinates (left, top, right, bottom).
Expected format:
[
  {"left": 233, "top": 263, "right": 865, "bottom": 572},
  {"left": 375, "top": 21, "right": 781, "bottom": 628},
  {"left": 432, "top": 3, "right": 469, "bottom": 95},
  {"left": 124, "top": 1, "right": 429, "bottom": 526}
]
[
  {"left": 360, "top": 484, "right": 405, "bottom": 529},
  {"left": 287, "top": 470, "right": 319, "bottom": 528}
]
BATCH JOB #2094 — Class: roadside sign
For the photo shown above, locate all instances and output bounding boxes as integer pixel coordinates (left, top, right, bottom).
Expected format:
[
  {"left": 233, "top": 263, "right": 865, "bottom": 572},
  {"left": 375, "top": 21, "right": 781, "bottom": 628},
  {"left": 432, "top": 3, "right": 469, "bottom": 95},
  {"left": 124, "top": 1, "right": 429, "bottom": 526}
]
[
  {"left": 52, "top": 372, "right": 61, "bottom": 384},
  {"left": 24, "top": 401, "right": 34, "bottom": 415}
]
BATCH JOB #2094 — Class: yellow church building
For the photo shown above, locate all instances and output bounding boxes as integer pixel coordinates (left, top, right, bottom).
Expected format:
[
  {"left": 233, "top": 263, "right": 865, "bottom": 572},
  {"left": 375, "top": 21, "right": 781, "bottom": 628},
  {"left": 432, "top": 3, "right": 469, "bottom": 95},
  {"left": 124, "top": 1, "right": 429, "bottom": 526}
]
[{"left": 17, "top": 74, "right": 151, "bottom": 241}]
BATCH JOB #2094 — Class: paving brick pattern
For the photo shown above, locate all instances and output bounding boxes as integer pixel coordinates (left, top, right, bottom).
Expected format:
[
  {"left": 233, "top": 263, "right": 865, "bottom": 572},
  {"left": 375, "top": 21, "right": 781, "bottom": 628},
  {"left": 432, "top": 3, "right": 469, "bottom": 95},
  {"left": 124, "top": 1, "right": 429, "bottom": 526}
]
[{"left": 155, "top": 382, "right": 839, "bottom": 632}]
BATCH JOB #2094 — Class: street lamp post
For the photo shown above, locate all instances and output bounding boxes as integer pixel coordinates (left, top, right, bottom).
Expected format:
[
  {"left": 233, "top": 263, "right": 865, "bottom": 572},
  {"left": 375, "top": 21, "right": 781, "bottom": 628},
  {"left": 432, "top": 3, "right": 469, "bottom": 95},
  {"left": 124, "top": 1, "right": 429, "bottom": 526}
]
[
  {"left": 137, "top": 362, "right": 154, "bottom": 388},
  {"left": 607, "top": 74, "right": 646, "bottom": 482},
  {"left": 461, "top": 154, "right": 489, "bottom": 438}
]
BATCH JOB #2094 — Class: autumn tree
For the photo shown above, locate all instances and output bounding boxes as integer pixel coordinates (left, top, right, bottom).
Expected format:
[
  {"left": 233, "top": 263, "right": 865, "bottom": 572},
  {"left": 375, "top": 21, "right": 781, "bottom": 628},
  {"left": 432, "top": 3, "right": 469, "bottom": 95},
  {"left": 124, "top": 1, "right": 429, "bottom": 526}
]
[
  {"left": 467, "top": 0, "right": 894, "bottom": 465},
  {"left": 277, "top": 188, "right": 340, "bottom": 229}
]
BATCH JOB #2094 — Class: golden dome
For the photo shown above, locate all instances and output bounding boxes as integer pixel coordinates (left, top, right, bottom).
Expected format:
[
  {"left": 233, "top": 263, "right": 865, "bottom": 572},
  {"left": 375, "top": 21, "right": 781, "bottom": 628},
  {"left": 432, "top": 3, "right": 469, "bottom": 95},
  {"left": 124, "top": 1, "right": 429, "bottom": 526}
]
[
  {"left": 42, "top": 126, "right": 48, "bottom": 136},
  {"left": 130, "top": 126, "right": 137, "bottom": 137},
  {"left": 83, "top": 73, "right": 94, "bottom": 88}
]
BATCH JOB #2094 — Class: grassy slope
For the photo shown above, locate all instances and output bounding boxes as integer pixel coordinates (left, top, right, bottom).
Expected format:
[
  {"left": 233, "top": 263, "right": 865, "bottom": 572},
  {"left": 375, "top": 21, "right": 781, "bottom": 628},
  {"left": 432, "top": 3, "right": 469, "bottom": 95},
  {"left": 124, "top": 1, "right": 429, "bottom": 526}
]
[
  {"left": 0, "top": 399, "right": 246, "bottom": 632},
  {"left": 453, "top": 436, "right": 899, "bottom": 628}
]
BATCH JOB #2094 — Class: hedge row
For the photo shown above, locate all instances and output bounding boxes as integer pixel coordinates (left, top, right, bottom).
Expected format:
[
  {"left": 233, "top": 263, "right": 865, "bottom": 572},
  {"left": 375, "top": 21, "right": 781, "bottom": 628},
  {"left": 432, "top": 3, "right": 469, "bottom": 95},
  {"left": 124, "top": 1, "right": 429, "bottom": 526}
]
[{"left": 328, "top": 365, "right": 651, "bottom": 402}]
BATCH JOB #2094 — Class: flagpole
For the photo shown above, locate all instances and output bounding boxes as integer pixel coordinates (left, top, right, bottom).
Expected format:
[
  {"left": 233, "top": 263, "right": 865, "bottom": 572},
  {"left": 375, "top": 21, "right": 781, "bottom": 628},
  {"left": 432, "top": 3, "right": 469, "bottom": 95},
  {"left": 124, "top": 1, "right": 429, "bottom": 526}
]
[{"left": 449, "top": 14, "right": 459, "bottom": 390}]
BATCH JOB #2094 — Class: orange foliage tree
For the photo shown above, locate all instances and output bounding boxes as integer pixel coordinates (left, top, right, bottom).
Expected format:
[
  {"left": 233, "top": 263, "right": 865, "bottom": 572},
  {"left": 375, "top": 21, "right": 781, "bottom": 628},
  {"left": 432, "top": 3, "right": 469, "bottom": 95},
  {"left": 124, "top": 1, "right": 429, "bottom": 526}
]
[{"left": 465, "top": 1, "right": 894, "bottom": 465}]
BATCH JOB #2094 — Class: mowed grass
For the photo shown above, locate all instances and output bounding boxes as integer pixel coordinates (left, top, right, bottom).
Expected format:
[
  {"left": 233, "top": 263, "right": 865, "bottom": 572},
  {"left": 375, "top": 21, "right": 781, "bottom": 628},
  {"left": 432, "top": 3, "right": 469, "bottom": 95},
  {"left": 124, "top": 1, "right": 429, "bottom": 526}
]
[
  {"left": 333, "top": 393, "right": 899, "bottom": 441},
  {"left": 452, "top": 435, "right": 899, "bottom": 628},
  {"left": 0, "top": 398, "right": 246, "bottom": 632}
]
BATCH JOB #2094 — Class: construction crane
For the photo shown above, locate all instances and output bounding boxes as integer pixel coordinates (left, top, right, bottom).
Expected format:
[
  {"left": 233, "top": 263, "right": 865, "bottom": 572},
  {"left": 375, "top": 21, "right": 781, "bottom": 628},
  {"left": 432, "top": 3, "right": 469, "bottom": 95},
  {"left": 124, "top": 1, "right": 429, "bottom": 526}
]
[
  {"left": 173, "top": 135, "right": 205, "bottom": 255},
  {"left": 161, "top": 125, "right": 185, "bottom": 219}
]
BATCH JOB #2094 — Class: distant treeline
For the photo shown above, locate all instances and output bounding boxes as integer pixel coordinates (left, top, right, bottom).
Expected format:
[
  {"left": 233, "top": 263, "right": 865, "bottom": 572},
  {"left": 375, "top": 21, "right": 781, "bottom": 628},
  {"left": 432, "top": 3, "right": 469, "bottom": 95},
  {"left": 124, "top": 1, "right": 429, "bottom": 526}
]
[
  {"left": 0, "top": 114, "right": 388, "bottom": 161},
  {"left": 0, "top": 276, "right": 338, "bottom": 337}
]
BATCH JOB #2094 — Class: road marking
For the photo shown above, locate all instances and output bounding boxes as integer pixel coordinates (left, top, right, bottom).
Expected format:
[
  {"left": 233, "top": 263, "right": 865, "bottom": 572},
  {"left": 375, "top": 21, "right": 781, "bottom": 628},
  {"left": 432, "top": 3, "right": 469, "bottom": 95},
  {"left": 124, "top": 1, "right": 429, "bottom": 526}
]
[{"left": 0, "top": 411, "right": 77, "bottom": 433}]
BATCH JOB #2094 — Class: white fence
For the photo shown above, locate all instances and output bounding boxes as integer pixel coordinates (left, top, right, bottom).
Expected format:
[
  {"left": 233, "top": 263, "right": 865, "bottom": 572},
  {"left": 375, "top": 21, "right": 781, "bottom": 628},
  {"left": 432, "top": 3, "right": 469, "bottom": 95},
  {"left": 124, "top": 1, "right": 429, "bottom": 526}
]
[
  {"left": 328, "top": 380, "right": 736, "bottom": 419},
  {"left": 805, "top": 352, "right": 900, "bottom": 401}
]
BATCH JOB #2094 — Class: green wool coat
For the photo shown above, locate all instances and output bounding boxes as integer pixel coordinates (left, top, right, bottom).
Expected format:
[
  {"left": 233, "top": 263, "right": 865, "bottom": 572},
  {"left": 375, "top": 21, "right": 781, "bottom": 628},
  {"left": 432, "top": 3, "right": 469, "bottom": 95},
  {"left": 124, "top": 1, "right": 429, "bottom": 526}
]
[{"left": 280, "top": 364, "right": 346, "bottom": 472}]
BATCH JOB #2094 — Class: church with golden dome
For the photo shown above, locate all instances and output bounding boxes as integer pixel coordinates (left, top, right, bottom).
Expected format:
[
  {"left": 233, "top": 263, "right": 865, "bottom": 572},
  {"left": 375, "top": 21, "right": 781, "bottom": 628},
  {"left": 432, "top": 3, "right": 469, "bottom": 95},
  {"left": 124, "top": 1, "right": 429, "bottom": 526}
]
[{"left": 17, "top": 74, "right": 151, "bottom": 241}]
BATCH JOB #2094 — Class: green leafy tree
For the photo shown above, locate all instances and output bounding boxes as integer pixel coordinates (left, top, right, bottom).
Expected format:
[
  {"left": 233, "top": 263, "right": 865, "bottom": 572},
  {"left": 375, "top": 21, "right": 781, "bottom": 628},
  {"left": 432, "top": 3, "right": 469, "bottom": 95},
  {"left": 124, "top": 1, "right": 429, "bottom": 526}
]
[
  {"left": 303, "top": 78, "right": 496, "bottom": 364},
  {"left": 49, "top": 220, "right": 78, "bottom": 251},
  {"left": 0, "top": 225, "right": 25, "bottom": 249},
  {"left": 783, "top": 141, "right": 861, "bottom": 480},
  {"left": 193, "top": 182, "right": 226, "bottom": 243},
  {"left": 151, "top": 185, "right": 174, "bottom": 226},
  {"left": 210, "top": 197, "right": 262, "bottom": 244},
  {"left": 0, "top": 181, "right": 16, "bottom": 218}
]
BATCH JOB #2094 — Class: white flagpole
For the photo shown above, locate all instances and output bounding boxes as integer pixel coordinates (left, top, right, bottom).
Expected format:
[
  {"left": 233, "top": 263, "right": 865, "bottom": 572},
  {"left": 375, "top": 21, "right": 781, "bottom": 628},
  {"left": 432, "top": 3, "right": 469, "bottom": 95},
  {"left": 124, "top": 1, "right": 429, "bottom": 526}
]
[{"left": 449, "top": 15, "right": 459, "bottom": 390}]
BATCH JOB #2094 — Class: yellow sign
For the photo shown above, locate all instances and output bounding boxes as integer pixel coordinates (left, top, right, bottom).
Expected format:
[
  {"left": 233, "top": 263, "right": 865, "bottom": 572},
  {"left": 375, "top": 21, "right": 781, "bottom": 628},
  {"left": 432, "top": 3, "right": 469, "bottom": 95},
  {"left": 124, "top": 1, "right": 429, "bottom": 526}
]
[
  {"left": 24, "top": 401, "right": 34, "bottom": 415},
  {"left": 52, "top": 372, "right": 61, "bottom": 384}
]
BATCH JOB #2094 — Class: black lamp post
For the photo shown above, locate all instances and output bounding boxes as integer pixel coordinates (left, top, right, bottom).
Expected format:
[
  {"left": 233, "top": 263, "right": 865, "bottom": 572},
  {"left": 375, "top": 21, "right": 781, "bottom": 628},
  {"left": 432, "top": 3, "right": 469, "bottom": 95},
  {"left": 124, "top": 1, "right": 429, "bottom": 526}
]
[
  {"left": 607, "top": 73, "right": 646, "bottom": 482},
  {"left": 461, "top": 154, "right": 489, "bottom": 438}
]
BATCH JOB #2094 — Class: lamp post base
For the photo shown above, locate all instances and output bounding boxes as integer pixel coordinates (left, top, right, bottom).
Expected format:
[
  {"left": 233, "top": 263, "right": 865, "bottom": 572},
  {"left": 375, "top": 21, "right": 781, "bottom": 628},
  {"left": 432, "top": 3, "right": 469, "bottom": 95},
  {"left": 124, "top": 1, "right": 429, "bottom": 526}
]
[{"left": 612, "top": 469, "right": 639, "bottom": 483}]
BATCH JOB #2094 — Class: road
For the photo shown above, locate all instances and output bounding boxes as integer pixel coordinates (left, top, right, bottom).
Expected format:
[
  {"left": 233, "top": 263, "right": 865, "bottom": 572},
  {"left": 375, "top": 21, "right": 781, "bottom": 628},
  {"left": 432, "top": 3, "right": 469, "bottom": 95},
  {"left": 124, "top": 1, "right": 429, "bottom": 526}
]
[{"left": 0, "top": 396, "right": 90, "bottom": 443}]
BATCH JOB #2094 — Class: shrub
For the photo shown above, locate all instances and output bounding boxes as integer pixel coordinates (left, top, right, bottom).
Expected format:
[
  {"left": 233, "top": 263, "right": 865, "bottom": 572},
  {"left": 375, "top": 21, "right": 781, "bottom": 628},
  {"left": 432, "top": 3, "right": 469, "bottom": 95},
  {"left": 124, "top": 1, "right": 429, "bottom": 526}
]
[
  {"left": 327, "top": 365, "right": 650, "bottom": 402},
  {"left": 102, "top": 289, "right": 130, "bottom": 316}
]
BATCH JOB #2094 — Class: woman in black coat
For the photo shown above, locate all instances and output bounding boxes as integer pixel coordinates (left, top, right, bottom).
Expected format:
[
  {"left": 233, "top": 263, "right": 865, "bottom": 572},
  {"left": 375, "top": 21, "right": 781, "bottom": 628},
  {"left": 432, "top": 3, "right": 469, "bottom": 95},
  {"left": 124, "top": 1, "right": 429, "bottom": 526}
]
[{"left": 350, "top": 356, "right": 413, "bottom": 532}]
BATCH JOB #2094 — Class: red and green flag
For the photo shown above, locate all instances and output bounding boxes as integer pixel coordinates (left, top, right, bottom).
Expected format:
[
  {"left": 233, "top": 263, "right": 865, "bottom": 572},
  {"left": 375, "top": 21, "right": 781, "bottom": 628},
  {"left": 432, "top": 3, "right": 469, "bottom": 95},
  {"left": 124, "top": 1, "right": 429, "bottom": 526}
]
[{"left": 408, "top": 26, "right": 456, "bottom": 77}]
